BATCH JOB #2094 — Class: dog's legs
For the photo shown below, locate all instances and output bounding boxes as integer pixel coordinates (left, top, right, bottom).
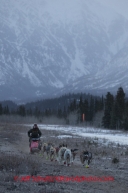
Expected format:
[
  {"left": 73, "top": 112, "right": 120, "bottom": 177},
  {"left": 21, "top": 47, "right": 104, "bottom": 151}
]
[
  {"left": 81, "top": 156, "right": 85, "bottom": 166},
  {"left": 83, "top": 159, "right": 85, "bottom": 167},
  {"left": 41, "top": 149, "right": 45, "bottom": 157},
  {"left": 56, "top": 153, "right": 63, "bottom": 164},
  {"left": 83, "top": 159, "right": 88, "bottom": 167},
  {"left": 71, "top": 154, "right": 74, "bottom": 165},
  {"left": 55, "top": 153, "right": 58, "bottom": 161},
  {"left": 46, "top": 151, "right": 49, "bottom": 160},
  {"left": 68, "top": 154, "right": 73, "bottom": 166},
  {"left": 84, "top": 159, "right": 89, "bottom": 168}
]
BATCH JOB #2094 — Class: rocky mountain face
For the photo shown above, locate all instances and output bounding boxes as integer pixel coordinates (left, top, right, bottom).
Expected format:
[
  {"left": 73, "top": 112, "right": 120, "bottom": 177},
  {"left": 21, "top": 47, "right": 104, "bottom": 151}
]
[{"left": 0, "top": 0, "right": 128, "bottom": 101}]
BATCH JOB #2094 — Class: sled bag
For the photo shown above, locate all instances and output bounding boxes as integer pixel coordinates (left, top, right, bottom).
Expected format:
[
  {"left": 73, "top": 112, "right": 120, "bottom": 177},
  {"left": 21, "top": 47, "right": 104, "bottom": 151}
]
[{"left": 31, "top": 141, "right": 38, "bottom": 148}]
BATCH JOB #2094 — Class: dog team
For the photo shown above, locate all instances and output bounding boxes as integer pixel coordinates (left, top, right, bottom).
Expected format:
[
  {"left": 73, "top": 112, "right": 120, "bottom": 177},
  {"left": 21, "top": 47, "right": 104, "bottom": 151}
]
[
  {"left": 41, "top": 142, "right": 92, "bottom": 167},
  {"left": 28, "top": 124, "right": 92, "bottom": 167}
]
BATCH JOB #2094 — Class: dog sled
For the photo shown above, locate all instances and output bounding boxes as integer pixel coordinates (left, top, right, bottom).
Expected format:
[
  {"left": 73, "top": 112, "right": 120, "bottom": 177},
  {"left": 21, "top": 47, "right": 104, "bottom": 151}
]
[{"left": 30, "top": 138, "right": 42, "bottom": 154}]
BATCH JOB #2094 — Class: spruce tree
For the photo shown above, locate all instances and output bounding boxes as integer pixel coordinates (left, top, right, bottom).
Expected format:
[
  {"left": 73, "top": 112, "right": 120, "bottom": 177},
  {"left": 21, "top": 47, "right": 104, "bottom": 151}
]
[
  {"left": 123, "top": 99, "right": 128, "bottom": 130},
  {"left": 83, "top": 99, "right": 89, "bottom": 121},
  {"left": 0, "top": 104, "right": 3, "bottom": 115},
  {"left": 115, "top": 87, "right": 125, "bottom": 129},
  {"left": 88, "top": 96, "right": 95, "bottom": 123},
  {"left": 102, "top": 92, "right": 114, "bottom": 128},
  {"left": 78, "top": 96, "right": 84, "bottom": 122},
  {"left": 18, "top": 105, "right": 26, "bottom": 116},
  {"left": 110, "top": 102, "right": 117, "bottom": 129}
]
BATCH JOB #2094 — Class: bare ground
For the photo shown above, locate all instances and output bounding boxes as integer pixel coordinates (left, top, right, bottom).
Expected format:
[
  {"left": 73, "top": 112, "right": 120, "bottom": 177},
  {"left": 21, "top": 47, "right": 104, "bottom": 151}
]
[{"left": 0, "top": 123, "right": 128, "bottom": 193}]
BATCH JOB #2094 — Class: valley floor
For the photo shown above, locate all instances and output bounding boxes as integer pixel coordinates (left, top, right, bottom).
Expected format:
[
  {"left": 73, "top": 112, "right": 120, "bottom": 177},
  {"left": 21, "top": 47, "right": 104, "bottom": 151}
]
[{"left": 0, "top": 123, "right": 128, "bottom": 193}]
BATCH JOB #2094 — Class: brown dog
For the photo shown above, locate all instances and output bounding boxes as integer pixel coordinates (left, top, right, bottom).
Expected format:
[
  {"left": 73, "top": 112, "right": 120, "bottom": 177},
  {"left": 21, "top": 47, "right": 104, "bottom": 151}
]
[{"left": 49, "top": 146, "right": 56, "bottom": 161}]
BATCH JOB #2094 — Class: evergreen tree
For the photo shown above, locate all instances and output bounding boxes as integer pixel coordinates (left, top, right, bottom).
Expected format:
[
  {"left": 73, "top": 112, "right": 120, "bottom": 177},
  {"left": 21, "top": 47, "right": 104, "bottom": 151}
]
[
  {"left": 78, "top": 96, "right": 84, "bottom": 122},
  {"left": 0, "top": 104, "right": 3, "bottom": 115},
  {"left": 110, "top": 101, "right": 117, "bottom": 129},
  {"left": 102, "top": 92, "right": 114, "bottom": 128},
  {"left": 63, "top": 106, "right": 67, "bottom": 119},
  {"left": 94, "top": 98, "right": 99, "bottom": 113},
  {"left": 57, "top": 108, "right": 63, "bottom": 118},
  {"left": 3, "top": 105, "right": 10, "bottom": 115},
  {"left": 17, "top": 105, "right": 26, "bottom": 116},
  {"left": 34, "top": 106, "right": 41, "bottom": 117},
  {"left": 88, "top": 96, "right": 95, "bottom": 123},
  {"left": 115, "top": 87, "right": 125, "bottom": 129},
  {"left": 26, "top": 108, "right": 33, "bottom": 116},
  {"left": 100, "top": 95, "right": 104, "bottom": 111},
  {"left": 68, "top": 99, "right": 77, "bottom": 112},
  {"left": 83, "top": 99, "right": 89, "bottom": 121},
  {"left": 122, "top": 100, "right": 128, "bottom": 130}
]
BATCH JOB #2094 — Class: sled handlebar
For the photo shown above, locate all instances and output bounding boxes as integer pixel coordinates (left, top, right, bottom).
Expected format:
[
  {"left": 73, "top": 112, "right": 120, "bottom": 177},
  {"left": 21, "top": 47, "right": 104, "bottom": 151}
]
[{"left": 31, "top": 138, "right": 40, "bottom": 141}]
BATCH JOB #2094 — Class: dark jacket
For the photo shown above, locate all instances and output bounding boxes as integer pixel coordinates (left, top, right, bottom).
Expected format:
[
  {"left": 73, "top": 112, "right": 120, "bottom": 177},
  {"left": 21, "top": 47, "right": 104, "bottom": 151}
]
[{"left": 28, "top": 127, "right": 42, "bottom": 138}]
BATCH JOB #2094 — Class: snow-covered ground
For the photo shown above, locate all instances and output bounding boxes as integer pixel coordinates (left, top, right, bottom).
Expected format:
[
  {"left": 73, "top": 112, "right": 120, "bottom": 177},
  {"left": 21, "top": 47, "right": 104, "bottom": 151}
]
[{"left": 36, "top": 124, "right": 128, "bottom": 146}]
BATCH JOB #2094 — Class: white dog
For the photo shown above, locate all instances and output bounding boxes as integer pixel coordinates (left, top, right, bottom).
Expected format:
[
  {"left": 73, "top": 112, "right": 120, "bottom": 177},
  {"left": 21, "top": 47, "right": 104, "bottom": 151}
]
[
  {"left": 64, "top": 148, "right": 78, "bottom": 166},
  {"left": 64, "top": 148, "right": 73, "bottom": 166},
  {"left": 57, "top": 146, "right": 67, "bottom": 164}
]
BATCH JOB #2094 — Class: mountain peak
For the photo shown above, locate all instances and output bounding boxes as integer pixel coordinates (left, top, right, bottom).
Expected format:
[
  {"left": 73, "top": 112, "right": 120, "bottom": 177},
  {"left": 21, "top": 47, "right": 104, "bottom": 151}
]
[{"left": 0, "top": 0, "right": 128, "bottom": 101}]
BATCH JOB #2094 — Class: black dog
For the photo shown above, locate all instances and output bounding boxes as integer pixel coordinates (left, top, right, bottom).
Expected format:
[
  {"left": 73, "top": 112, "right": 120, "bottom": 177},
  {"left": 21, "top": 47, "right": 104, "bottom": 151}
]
[{"left": 80, "top": 150, "right": 92, "bottom": 167}]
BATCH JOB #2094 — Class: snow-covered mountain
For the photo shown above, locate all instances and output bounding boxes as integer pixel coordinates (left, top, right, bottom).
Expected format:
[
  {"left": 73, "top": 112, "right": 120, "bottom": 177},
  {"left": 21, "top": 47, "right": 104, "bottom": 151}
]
[{"left": 0, "top": 0, "right": 128, "bottom": 101}]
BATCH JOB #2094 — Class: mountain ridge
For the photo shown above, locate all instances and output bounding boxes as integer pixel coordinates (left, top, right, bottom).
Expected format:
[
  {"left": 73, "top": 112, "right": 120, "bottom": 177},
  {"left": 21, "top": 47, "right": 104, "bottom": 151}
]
[{"left": 0, "top": 0, "right": 128, "bottom": 101}]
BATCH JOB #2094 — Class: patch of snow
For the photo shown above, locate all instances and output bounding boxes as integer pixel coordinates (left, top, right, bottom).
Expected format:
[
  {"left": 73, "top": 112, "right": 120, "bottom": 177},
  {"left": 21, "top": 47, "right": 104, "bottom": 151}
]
[
  {"left": 36, "top": 124, "right": 128, "bottom": 145},
  {"left": 57, "top": 135, "right": 73, "bottom": 139}
]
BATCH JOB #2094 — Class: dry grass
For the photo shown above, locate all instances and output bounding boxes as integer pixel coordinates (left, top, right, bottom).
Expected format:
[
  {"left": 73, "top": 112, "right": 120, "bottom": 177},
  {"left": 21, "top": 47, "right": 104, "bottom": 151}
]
[
  {"left": 0, "top": 151, "right": 42, "bottom": 174},
  {"left": 0, "top": 124, "right": 21, "bottom": 144},
  {"left": 0, "top": 123, "right": 128, "bottom": 193}
]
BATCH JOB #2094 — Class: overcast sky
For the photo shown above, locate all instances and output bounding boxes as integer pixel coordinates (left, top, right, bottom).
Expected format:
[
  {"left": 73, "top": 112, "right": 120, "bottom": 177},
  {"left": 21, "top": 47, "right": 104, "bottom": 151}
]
[{"left": 97, "top": 0, "right": 128, "bottom": 19}]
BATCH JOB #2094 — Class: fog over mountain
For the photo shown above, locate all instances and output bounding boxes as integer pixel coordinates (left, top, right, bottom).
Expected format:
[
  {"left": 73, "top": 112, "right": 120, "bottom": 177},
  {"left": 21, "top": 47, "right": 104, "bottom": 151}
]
[
  {"left": 97, "top": 0, "right": 128, "bottom": 20},
  {"left": 0, "top": 0, "right": 128, "bottom": 102}
]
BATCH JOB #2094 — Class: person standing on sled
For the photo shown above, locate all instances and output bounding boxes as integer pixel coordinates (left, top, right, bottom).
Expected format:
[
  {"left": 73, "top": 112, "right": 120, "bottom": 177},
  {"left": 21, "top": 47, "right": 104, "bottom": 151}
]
[{"left": 28, "top": 124, "right": 42, "bottom": 147}]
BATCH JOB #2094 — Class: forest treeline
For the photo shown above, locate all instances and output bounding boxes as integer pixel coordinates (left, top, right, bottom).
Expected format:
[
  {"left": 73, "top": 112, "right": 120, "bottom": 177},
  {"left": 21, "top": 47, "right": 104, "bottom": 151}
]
[{"left": 0, "top": 87, "right": 128, "bottom": 130}]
